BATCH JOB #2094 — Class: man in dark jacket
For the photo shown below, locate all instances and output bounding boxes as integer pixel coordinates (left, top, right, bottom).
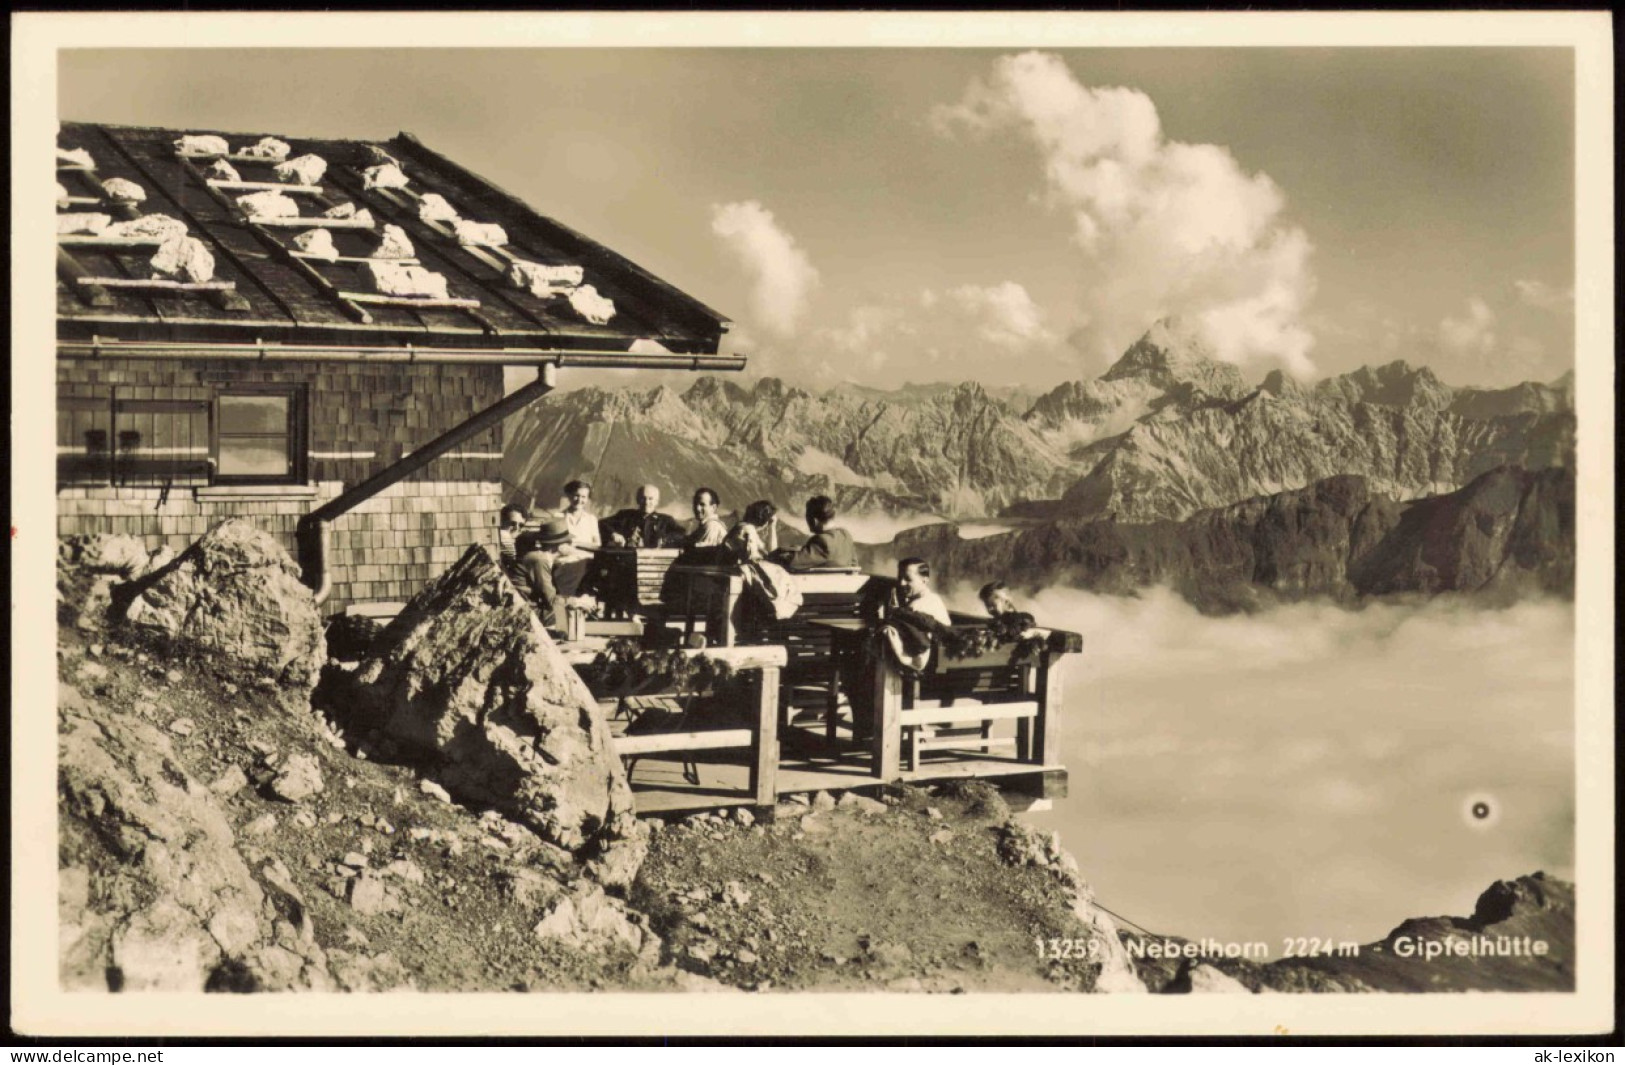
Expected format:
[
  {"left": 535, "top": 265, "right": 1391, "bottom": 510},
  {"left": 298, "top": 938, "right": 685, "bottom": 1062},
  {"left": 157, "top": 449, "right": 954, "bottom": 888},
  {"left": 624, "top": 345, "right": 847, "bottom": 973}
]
[
  {"left": 777, "top": 495, "right": 857, "bottom": 571},
  {"left": 600, "top": 483, "right": 684, "bottom": 548}
]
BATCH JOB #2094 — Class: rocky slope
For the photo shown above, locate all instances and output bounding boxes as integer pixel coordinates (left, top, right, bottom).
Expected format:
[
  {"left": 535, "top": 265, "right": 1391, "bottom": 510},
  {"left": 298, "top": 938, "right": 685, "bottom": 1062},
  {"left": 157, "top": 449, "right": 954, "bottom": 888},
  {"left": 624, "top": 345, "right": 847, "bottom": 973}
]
[
  {"left": 506, "top": 318, "right": 1573, "bottom": 528},
  {"left": 869, "top": 464, "right": 1574, "bottom": 613}
]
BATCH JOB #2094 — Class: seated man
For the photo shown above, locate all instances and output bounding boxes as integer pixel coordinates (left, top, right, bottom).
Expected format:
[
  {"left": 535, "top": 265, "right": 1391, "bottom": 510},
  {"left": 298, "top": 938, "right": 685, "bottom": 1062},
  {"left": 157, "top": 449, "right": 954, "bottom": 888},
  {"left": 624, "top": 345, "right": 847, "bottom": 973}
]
[
  {"left": 844, "top": 557, "right": 952, "bottom": 742},
  {"left": 514, "top": 520, "right": 572, "bottom": 636},
  {"left": 496, "top": 503, "right": 528, "bottom": 575},
  {"left": 775, "top": 495, "right": 857, "bottom": 572},
  {"left": 600, "top": 483, "right": 684, "bottom": 549}
]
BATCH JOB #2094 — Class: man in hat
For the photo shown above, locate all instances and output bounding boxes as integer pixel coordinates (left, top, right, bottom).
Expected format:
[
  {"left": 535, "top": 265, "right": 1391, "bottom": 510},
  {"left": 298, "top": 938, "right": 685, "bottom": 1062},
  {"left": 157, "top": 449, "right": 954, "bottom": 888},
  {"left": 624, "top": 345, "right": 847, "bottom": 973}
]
[{"left": 516, "top": 519, "right": 573, "bottom": 633}]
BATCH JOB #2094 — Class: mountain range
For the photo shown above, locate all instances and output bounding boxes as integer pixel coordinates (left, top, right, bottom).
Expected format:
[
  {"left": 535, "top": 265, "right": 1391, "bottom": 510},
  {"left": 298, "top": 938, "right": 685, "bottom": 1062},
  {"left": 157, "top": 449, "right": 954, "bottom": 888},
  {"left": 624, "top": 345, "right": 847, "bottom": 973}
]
[
  {"left": 505, "top": 318, "right": 1574, "bottom": 530},
  {"left": 865, "top": 464, "right": 1574, "bottom": 613}
]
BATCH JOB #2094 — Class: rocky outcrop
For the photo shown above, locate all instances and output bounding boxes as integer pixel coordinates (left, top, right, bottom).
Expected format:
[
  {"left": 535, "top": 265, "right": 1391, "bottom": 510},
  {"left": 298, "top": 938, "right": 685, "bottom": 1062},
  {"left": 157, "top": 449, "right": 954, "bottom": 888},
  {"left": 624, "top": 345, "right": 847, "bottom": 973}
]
[
  {"left": 344, "top": 544, "right": 645, "bottom": 887},
  {"left": 57, "top": 684, "right": 332, "bottom": 991},
  {"left": 872, "top": 465, "right": 1573, "bottom": 613},
  {"left": 118, "top": 519, "right": 324, "bottom": 689}
]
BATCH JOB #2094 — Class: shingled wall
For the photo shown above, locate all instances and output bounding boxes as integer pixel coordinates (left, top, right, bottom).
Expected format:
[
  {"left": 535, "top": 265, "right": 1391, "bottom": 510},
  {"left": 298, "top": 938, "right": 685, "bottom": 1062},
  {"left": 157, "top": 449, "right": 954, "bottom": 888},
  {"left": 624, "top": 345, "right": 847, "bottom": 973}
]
[{"left": 57, "top": 356, "right": 510, "bottom": 614}]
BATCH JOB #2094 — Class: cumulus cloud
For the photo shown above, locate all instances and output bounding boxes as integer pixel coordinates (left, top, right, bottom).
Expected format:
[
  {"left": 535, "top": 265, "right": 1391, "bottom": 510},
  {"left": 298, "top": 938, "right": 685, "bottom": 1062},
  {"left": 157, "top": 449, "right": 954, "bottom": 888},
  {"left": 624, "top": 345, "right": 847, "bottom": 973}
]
[
  {"left": 932, "top": 51, "right": 1317, "bottom": 376},
  {"left": 1514, "top": 279, "right": 1574, "bottom": 313},
  {"left": 812, "top": 280, "right": 1064, "bottom": 387},
  {"left": 710, "top": 200, "right": 820, "bottom": 338},
  {"left": 943, "top": 281, "right": 1056, "bottom": 348},
  {"left": 1438, "top": 296, "right": 1497, "bottom": 358}
]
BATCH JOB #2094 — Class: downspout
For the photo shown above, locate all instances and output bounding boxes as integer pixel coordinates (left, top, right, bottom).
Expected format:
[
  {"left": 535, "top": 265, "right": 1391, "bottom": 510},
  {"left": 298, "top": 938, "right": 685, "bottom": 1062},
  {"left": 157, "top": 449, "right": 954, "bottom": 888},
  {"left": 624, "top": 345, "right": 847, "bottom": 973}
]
[{"left": 297, "top": 363, "right": 559, "bottom": 604}]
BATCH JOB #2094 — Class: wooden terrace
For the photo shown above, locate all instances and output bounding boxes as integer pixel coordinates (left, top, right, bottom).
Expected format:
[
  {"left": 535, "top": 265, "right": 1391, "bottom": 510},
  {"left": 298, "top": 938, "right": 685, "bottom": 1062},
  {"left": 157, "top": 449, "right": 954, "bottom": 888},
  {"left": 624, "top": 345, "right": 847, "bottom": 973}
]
[{"left": 555, "top": 556, "right": 1080, "bottom": 817}]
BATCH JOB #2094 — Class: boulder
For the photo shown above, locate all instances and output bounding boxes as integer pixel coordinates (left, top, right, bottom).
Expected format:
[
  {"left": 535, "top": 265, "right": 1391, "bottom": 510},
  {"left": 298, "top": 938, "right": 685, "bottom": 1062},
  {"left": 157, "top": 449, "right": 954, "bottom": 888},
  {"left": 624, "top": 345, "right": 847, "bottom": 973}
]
[
  {"left": 361, "top": 162, "right": 410, "bottom": 190},
  {"left": 57, "top": 685, "right": 331, "bottom": 991},
  {"left": 238, "top": 136, "right": 291, "bottom": 161},
  {"left": 416, "top": 193, "right": 459, "bottom": 223},
  {"left": 149, "top": 235, "right": 216, "bottom": 283},
  {"left": 372, "top": 224, "right": 415, "bottom": 260},
  {"left": 508, "top": 260, "right": 583, "bottom": 298},
  {"left": 236, "top": 190, "right": 300, "bottom": 220},
  {"left": 106, "top": 214, "right": 189, "bottom": 242},
  {"left": 75, "top": 533, "right": 155, "bottom": 577},
  {"left": 57, "top": 212, "right": 111, "bottom": 236},
  {"left": 292, "top": 229, "right": 340, "bottom": 262},
  {"left": 348, "top": 544, "right": 645, "bottom": 884},
  {"left": 452, "top": 219, "right": 507, "bottom": 246},
  {"left": 532, "top": 883, "right": 653, "bottom": 957},
  {"left": 119, "top": 519, "right": 325, "bottom": 689},
  {"left": 100, "top": 177, "right": 146, "bottom": 204},
  {"left": 366, "top": 261, "right": 450, "bottom": 300},
  {"left": 322, "top": 202, "right": 374, "bottom": 227},
  {"left": 173, "top": 134, "right": 228, "bottom": 156},
  {"left": 568, "top": 284, "right": 616, "bottom": 324},
  {"left": 206, "top": 158, "right": 241, "bottom": 182},
  {"left": 58, "top": 146, "right": 97, "bottom": 168},
  {"left": 273, "top": 153, "right": 327, "bottom": 187},
  {"left": 269, "top": 753, "right": 324, "bottom": 803}
]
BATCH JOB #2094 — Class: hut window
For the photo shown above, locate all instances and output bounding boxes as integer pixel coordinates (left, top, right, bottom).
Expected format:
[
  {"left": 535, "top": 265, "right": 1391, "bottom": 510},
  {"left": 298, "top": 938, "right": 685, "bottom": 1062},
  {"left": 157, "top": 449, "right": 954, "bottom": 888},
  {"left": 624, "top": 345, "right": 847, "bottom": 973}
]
[{"left": 214, "top": 386, "right": 306, "bottom": 484}]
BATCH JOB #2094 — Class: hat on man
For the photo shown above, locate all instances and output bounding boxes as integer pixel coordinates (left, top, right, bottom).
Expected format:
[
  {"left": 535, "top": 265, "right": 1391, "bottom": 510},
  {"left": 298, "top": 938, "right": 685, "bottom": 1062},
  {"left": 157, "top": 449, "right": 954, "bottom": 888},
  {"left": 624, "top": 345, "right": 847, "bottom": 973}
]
[{"left": 518, "top": 519, "right": 571, "bottom": 553}]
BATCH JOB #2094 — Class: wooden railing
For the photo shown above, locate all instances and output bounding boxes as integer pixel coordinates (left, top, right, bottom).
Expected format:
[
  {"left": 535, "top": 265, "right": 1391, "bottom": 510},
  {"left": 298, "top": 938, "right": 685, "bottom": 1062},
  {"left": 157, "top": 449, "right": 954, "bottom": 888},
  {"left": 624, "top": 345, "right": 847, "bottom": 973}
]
[
  {"left": 561, "top": 643, "right": 786, "bottom": 807},
  {"left": 872, "top": 628, "right": 1078, "bottom": 781}
]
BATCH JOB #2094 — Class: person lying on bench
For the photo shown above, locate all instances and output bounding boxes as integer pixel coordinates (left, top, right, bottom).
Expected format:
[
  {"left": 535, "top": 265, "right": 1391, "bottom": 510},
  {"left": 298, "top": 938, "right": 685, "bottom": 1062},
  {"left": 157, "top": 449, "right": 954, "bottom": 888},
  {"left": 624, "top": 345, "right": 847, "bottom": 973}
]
[
  {"left": 773, "top": 495, "right": 857, "bottom": 571},
  {"left": 979, "top": 579, "right": 1038, "bottom": 639}
]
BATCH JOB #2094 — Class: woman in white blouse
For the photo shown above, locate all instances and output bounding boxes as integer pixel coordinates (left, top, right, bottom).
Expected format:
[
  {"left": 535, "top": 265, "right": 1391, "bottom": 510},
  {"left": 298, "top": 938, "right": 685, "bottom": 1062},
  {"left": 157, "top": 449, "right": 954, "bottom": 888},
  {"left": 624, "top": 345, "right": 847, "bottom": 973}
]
[{"left": 557, "top": 479, "right": 601, "bottom": 561}]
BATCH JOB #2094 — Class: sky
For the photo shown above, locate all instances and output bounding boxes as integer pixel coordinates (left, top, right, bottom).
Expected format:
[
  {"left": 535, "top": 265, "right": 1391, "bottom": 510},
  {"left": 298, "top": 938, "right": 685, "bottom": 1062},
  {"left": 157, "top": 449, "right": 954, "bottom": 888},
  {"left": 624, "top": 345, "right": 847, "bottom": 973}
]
[{"left": 59, "top": 46, "right": 1576, "bottom": 393}]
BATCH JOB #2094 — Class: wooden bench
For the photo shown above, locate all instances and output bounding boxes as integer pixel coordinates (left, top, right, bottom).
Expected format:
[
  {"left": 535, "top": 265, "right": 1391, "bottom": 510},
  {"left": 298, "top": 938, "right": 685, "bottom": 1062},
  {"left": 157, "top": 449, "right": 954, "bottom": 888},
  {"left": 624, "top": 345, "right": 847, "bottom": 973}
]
[
  {"left": 887, "top": 622, "right": 1080, "bottom": 780},
  {"left": 811, "top": 614, "right": 1081, "bottom": 783},
  {"left": 593, "top": 547, "right": 681, "bottom": 620}
]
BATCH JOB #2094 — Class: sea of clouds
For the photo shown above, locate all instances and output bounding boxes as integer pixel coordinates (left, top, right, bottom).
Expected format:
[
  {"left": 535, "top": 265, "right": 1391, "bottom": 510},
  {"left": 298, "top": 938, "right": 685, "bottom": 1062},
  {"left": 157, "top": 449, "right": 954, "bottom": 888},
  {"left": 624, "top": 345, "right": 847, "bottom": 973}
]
[{"left": 939, "top": 585, "right": 1577, "bottom": 955}]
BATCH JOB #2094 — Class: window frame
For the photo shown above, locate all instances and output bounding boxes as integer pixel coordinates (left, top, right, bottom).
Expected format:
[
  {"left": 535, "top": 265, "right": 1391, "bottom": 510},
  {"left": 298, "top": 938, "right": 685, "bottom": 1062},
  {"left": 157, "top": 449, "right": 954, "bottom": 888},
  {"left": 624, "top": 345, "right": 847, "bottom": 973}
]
[{"left": 210, "top": 383, "right": 310, "bottom": 487}]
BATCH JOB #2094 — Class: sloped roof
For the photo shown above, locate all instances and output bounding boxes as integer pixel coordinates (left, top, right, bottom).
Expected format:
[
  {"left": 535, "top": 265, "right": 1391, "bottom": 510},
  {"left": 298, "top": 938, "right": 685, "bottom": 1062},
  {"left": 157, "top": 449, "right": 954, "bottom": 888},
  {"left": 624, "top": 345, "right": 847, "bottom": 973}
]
[{"left": 55, "top": 122, "right": 730, "bottom": 354}]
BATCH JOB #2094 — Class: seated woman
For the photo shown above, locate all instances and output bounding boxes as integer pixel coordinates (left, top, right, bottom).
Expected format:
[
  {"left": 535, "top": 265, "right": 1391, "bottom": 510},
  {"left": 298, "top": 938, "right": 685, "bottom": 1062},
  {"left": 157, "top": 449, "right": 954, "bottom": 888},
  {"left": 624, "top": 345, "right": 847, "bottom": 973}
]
[
  {"left": 556, "top": 479, "right": 601, "bottom": 561},
  {"left": 725, "top": 501, "right": 802, "bottom": 634},
  {"left": 724, "top": 499, "right": 780, "bottom": 563}
]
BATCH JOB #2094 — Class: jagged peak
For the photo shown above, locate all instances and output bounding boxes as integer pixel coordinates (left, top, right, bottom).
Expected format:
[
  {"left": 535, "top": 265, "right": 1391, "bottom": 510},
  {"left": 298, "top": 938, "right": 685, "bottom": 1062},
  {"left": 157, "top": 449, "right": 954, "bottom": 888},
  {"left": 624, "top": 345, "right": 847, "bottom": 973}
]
[
  {"left": 1098, "top": 319, "right": 1251, "bottom": 402},
  {"left": 1317, "top": 360, "right": 1453, "bottom": 409},
  {"left": 682, "top": 375, "right": 752, "bottom": 406},
  {"left": 1259, "top": 368, "right": 1308, "bottom": 399}
]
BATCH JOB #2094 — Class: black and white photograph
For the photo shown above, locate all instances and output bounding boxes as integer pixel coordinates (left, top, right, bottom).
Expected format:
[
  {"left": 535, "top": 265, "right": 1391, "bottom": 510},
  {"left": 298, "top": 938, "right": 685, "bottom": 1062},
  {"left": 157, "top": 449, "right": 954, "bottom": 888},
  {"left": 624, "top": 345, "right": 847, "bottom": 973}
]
[{"left": 9, "top": 10, "right": 1615, "bottom": 1040}]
